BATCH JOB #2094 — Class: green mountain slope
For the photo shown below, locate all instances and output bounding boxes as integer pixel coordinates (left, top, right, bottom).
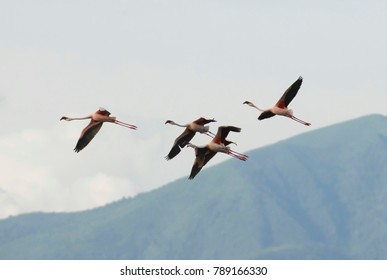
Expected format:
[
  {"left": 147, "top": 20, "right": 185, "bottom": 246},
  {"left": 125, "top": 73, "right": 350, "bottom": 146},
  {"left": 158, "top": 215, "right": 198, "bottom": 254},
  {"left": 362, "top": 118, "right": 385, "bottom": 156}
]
[{"left": 0, "top": 114, "right": 386, "bottom": 259}]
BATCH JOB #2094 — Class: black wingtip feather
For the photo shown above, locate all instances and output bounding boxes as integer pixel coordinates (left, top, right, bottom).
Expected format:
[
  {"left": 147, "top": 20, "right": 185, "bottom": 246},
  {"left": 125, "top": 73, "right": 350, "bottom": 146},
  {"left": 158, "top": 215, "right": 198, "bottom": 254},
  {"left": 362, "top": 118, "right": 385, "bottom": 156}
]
[{"left": 258, "top": 111, "right": 275, "bottom": 120}]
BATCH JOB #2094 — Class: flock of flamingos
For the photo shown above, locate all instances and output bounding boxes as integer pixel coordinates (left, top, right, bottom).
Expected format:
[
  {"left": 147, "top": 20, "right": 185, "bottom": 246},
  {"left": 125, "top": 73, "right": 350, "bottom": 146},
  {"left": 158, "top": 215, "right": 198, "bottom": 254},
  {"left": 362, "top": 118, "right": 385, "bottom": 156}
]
[{"left": 61, "top": 76, "right": 311, "bottom": 179}]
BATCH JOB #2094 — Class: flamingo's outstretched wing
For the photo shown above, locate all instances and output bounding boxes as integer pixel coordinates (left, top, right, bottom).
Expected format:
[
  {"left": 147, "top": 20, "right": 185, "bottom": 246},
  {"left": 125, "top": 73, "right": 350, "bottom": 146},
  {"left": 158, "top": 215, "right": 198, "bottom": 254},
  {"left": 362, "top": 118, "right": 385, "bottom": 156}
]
[
  {"left": 189, "top": 147, "right": 215, "bottom": 179},
  {"left": 166, "top": 128, "right": 196, "bottom": 160},
  {"left": 213, "top": 126, "right": 241, "bottom": 144},
  {"left": 193, "top": 117, "right": 216, "bottom": 125},
  {"left": 74, "top": 120, "right": 103, "bottom": 153},
  {"left": 258, "top": 110, "right": 276, "bottom": 120},
  {"left": 275, "top": 76, "right": 303, "bottom": 108}
]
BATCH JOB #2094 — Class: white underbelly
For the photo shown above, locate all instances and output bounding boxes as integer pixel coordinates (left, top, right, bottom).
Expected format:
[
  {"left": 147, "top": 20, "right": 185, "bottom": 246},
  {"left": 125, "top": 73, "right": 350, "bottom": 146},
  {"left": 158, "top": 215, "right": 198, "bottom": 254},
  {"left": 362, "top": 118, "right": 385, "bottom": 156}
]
[
  {"left": 208, "top": 142, "right": 229, "bottom": 153},
  {"left": 272, "top": 106, "right": 292, "bottom": 116},
  {"left": 190, "top": 123, "right": 209, "bottom": 133}
]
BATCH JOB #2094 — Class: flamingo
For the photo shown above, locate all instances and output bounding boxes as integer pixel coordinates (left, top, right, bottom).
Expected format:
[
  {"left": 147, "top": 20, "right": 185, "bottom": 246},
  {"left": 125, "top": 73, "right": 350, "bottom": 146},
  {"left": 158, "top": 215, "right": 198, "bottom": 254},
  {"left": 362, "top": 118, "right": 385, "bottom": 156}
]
[
  {"left": 60, "top": 107, "right": 137, "bottom": 152},
  {"left": 187, "top": 125, "right": 248, "bottom": 179},
  {"left": 165, "top": 117, "right": 216, "bottom": 160},
  {"left": 243, "top": 76, "right": 311, "bottom": 126}
]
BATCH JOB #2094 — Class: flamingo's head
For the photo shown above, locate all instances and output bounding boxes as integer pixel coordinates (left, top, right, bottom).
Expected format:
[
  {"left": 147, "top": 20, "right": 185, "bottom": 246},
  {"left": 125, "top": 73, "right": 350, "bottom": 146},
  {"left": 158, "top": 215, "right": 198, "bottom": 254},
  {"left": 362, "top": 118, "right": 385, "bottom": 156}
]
[
  {"left": 186, "top": 143, "right": 197, "bottom": 149},
  {"left": 60, "top": 116, "right": 69, "bottom": 121},
  {"left": 165, "top": 120, "right": 175, "bottom": 125},
  {"left": 243, "top": 101, "right": 254, "bottom": 107}
]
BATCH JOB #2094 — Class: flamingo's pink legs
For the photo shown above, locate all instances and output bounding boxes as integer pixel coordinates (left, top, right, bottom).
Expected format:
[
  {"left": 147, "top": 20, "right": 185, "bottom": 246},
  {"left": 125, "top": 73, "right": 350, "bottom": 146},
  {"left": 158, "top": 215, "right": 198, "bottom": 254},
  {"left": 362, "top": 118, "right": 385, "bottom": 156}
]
[
  {"left": 289, "top": 115, "right": 311, "bottom": 126},
  {"left": 114, "top": 120, "right": 137, "bottom": 129},
  {"left": 227, "top": 150, "right": 248, "bottom": 161}
]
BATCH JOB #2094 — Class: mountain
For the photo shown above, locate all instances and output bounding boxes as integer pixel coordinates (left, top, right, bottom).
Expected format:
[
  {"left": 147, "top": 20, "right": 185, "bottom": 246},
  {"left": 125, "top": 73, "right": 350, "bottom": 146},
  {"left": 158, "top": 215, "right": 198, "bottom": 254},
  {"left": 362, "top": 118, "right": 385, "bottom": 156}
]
[{"left": 0, "top": 114, "right": 386, "bottom": 259}]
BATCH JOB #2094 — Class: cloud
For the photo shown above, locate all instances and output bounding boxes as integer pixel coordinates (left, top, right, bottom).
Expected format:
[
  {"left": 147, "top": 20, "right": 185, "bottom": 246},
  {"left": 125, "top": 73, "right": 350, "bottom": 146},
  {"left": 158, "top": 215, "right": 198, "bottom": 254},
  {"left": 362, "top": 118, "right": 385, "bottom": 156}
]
[
  {"left": 0, "top": 152, "right": 142, "bottom": 219},
  {"left": 0, "top": 161, "right": 138, "bottom": 219},
  {"left": 68, "top": 173, "right": 139, "bottom": 209},
  {"left": 0, "top": 154, "right": 58, "bottom": 218},
  {"left": 0, "top": 126, "right": 144, "bottom": 219}
]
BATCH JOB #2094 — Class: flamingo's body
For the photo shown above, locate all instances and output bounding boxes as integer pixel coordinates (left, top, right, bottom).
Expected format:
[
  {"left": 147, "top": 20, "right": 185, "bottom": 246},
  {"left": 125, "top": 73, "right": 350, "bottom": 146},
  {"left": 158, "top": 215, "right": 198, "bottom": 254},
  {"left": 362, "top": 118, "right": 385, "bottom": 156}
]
[
  {"left": 244, "top": 76, "right": 311, "bottom": 126},
  {"left": 165, "top": 117, "right": 216, "bottom": 160},
  {"left": 60, "top": 107, "right": 137, "bottom": 152},
  {"left": 187, "top": 126, "right": 248, "bottom": 179}
]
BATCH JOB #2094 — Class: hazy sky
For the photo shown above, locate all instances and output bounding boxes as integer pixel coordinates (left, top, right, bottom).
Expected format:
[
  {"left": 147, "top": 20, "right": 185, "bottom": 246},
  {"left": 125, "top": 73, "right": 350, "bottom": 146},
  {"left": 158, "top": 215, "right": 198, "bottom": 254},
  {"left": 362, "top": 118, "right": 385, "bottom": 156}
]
[{"left": 1, "top": 0, "right": 386, "bottom": 219}]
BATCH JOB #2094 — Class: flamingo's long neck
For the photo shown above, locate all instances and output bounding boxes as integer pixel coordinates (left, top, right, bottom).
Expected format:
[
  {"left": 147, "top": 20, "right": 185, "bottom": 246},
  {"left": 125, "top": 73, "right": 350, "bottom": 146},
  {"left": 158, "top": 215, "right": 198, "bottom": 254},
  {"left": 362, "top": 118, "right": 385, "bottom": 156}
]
[
  {"left": 244, "top": 101, "right": 265, "bottom": 112},
  {"left": 67, "top": 116, "right": 92, "bottom": 121},
  {"left": 252, "top": 104, "right": 265, "bottom": 112},
  {"left": 186, "top": 143, "right": 199, "bottom": 149},
  {"left": 172, "top": 122, "right": 188, "bottom": 128}
]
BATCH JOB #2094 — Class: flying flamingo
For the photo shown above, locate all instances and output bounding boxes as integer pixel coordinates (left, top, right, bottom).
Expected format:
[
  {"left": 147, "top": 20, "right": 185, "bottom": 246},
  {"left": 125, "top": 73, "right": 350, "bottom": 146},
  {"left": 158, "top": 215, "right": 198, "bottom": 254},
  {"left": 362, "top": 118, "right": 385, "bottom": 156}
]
[
  {"left": 165, "top": 117, "right": 216, "bottom": 160},
  {"left": 186, "top": 125, "right": 248, "bottom": 179},
  {"left": 243, "top": 76, "right": 311, "bottom": 126},
  {"left": 60, "top": 107, "right": 137, "bottom": 152}
]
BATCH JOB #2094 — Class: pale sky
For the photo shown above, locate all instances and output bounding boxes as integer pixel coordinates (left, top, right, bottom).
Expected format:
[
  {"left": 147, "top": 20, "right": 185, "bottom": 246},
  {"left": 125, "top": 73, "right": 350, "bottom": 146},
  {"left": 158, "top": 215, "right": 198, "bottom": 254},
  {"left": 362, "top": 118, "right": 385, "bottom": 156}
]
[{"left": 1, "top": 0, "right": 386, "bottom": 219}]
